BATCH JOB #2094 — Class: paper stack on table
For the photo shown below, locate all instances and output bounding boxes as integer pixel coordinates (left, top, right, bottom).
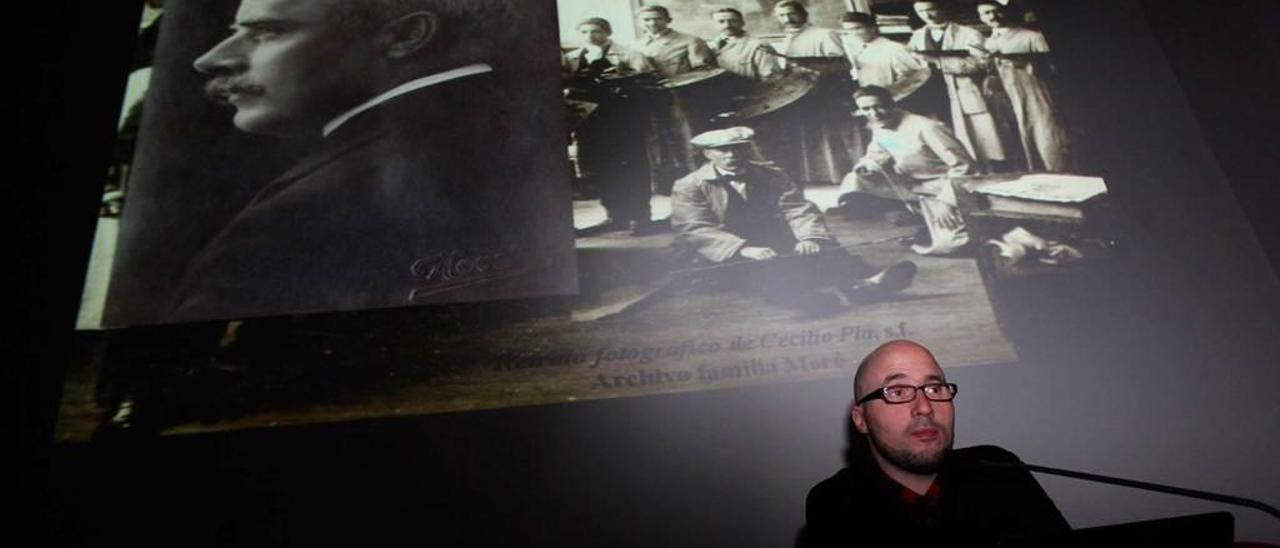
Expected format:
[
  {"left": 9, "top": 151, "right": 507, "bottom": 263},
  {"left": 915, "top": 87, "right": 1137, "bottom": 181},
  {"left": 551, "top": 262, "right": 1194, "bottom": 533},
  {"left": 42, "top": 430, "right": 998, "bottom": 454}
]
[{"left": 973, "top": 174, "right": 1108, "bottom": 219}]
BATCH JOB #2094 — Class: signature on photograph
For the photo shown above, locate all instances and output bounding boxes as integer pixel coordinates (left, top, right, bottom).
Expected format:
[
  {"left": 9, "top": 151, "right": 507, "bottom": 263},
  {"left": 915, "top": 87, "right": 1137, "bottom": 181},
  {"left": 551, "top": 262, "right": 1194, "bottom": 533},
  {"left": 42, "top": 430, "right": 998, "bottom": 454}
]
[{"left": 408, "top": 247, "right": 554, "bottom": 301}]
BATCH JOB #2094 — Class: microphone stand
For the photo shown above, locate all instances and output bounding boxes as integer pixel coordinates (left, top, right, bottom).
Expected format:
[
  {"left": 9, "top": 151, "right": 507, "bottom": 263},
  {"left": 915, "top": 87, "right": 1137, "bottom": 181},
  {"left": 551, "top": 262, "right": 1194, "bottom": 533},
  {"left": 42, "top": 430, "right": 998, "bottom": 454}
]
[{"left": 980, "top": 460, "right": 1280, "bottom": 522}]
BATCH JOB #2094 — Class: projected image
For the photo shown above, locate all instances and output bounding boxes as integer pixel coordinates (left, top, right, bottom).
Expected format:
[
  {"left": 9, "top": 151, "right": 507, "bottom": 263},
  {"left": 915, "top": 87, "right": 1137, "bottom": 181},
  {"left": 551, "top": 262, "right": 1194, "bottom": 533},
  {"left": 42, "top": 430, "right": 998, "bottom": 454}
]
[
  {"left": 57, "top": 0, "right": 1118, "bottom": 440},
  {"left": 75, "top": 0, "right": 577, "bottom": 329}
]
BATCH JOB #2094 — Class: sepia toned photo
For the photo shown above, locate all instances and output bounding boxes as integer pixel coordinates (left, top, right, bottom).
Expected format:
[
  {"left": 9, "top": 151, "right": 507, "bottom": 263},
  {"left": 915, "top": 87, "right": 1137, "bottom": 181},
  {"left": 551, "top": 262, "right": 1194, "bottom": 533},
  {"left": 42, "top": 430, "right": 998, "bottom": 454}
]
[{"left": 58, "top": 0, "right": 1120, "bottom": 441}]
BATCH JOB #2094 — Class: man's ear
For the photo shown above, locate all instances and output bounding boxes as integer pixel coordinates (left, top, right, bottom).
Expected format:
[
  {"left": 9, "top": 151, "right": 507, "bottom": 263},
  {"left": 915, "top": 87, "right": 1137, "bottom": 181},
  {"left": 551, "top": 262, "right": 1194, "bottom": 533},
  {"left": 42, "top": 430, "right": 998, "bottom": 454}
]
[
  {"left": 851, "top": 404, "right": 869, "bottom": 434},
  {"left": 381, "top": 11, "right": 438, "bottom": 59}
]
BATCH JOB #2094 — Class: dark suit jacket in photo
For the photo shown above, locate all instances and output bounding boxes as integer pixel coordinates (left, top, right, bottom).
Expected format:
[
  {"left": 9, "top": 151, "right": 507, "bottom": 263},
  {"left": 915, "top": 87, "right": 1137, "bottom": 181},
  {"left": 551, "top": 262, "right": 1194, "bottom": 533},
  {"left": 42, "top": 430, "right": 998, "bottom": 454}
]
[
  {"left": 171, "top": 72, "right": 560, "bottom": 322},
  {"left": 670, "top": 161, "right": 836, "bottom": 263}
]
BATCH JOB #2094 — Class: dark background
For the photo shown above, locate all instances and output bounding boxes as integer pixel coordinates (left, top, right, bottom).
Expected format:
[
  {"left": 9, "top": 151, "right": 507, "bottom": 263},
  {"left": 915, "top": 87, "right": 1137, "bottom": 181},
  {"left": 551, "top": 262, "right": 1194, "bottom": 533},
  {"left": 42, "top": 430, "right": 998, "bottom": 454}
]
[{"left": 13, "top": 0, "right": 1280, "bottom": 546}]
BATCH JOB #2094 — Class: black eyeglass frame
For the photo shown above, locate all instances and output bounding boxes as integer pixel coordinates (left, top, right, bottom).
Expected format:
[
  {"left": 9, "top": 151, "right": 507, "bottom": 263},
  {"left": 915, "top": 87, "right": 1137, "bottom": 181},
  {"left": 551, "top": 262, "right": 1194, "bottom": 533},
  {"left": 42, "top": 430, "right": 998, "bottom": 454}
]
[{"left": 856, "top": 382, "right": 958, "bottom": 405}]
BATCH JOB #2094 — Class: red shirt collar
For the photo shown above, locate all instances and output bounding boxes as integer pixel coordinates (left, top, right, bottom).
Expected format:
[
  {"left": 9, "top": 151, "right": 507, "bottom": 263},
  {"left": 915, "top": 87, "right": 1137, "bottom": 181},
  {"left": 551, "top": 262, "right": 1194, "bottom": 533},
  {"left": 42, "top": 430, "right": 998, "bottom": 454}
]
[
  {"left": 873, "top": 465, "right": 945, "bottom": 514},
  {"left": 897, "top": 476, "right": 944, "bottom": 507}
]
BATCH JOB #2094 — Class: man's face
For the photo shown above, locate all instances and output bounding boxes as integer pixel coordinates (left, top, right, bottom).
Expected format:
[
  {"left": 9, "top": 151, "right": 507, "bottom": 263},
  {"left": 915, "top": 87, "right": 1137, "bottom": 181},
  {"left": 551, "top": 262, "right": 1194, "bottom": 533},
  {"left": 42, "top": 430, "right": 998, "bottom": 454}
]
[
  {"left": 774, "top": 5, "right": 807, "bottom": 30},
  {"left": 712, "top": 12, "right": 746, "bottom": 36},
  {"left": 914, "top": 2, "right": 946, "bottom": 26},
  {"left": 854, "top": 95, "right": 901, "bottom": 128},
  {"left": 640, "top": 11, "right": 671, "bottom": 35},
  {"left": 704, "top": 144, "right": 748, "bottom": 173},
  {"left": 841, "top": 21, "right": 877, "bottom": 43},
  {"left": 977, "top": 4, "right": 1005, "bottom": 28},
  {"left": 579, "top": 23, "right": 610, "bottom": 46},
  {"left": 193, "top": 0, "right": 385, "bottom": 136},
  {"left": 852, "top": 344, "right": 955, "bottom": 475}
]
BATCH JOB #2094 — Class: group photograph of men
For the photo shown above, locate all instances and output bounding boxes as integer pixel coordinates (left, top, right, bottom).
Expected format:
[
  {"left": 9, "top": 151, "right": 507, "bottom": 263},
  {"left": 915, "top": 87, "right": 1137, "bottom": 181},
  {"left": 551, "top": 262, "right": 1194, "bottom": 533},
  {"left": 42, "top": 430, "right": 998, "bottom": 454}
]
[{"left": 559, "top": 0, "right": 1091, "bottom": 326}]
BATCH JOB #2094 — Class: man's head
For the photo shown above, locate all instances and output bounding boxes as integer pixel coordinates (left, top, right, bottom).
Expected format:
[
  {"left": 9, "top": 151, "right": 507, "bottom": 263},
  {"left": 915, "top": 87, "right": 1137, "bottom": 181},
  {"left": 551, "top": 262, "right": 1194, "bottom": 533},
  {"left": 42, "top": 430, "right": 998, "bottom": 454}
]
[
  {"left": 692, "top": 126, "right": 755, "bottom": 173},
  {"left": 577, "top": 17, "right": 612, "bottom": 46},
  {"left": 839, "top": 12, "right": 878, "bottom": 42},
  {"left": 852, "top": 85, "right": 902, "bottom": 128},
  {"left": 913, "top": 1, "right": 948, "bottom": 27},
  {"left": 773, "top": 1, "right": 809, "bottom": 31},
  {"left": 711, "top": 8, "right": 746, "bottom": 36},
  {"left": 193, "top": 0, "right": 511, "bottom": 137},
  {"left": 638, "top": 6, "right": 672, "bottom": 36},
  {"left": 851, "top": 340, "right": 956, "bottom": 476},
  {"left": 976, "top": 2, "right": 1007, "bottom": 29}
]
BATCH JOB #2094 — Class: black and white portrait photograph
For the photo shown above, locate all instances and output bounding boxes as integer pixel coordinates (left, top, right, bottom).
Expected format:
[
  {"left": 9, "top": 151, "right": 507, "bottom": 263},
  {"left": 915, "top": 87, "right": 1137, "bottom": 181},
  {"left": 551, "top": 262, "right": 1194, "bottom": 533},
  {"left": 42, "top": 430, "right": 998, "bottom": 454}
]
[{"left": 79, "top": 0, "right": 578, "bottom": 328}]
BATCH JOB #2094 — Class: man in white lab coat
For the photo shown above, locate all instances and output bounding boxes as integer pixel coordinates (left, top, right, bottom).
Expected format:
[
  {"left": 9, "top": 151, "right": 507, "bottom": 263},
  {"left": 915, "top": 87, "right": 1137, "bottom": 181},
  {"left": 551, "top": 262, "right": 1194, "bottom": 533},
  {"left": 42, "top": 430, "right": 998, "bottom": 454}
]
[
  {"left": 708, "top": 7, "right": 777, "bottom": 81},
  {"left": 908, "top": 0, "right": 1010, "bottom": 170},
  {"left": 975, "top": 1, "right": 1069, "bottom": 172},
  {"left": 635, "top": 4, "right": 715, "bottom": 193},
  {"left": 760, "top": 0, "right": 861, "bottom": 185},
  {"left": 839, "top": 12, "right": 930, "bottom": 106}
]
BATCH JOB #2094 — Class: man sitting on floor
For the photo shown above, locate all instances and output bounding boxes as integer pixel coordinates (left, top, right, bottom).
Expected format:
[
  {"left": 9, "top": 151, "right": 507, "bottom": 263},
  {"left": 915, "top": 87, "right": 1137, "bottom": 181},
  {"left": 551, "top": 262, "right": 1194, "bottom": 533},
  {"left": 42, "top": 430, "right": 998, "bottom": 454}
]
[
  {"left": 670, "top": 126, "right": 917, "bottom": 311},
  {"left": 839, "top": 86, "right": 977, "bottom": 255}
]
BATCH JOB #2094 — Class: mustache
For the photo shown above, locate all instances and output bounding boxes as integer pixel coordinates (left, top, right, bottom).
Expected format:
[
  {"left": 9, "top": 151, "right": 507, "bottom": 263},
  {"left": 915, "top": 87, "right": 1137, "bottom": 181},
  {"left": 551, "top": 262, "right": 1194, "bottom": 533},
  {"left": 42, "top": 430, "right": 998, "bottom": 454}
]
[{"left": 203, "top": 77, "right": 266, "bottom": 103}]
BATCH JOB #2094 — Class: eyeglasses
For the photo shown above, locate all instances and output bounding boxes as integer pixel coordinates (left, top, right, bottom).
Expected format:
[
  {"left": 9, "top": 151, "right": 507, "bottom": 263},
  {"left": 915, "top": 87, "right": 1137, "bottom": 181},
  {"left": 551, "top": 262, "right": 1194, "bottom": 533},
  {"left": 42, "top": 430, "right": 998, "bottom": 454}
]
[{"left": 856, "top": 382, "right": 957, "bottom": 405}]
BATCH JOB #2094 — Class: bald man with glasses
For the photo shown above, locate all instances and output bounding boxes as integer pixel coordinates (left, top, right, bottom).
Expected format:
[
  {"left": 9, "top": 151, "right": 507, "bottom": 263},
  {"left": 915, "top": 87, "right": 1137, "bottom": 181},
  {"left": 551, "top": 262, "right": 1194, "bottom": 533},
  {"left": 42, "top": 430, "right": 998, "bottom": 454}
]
[{"left": 802, "top": 340, "right": 1070, "bottom": 546}]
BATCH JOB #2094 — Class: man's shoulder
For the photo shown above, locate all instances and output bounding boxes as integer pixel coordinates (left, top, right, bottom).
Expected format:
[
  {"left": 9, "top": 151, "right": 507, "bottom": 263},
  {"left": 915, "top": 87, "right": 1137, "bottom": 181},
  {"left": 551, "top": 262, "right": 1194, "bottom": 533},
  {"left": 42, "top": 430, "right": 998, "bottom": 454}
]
[
  {"left": 950, "top": 23, "right": 985, "bottom": 38},
  {"left": 747, "top": 160, "right": 788, "bottom": 175},
  {"left": 1006, "top": 27, "right": 1049, "bottom": 47},
  {"left": 869, "top": 36, "right": 909, "bottom": 51},
  {"left": 1008, "top": 27, "right": 1045, "bottom": 39},
  {"left": 607, "top": 40, "right": 636, "bottom": 54},
  {"left": 806, "top": 467, "right": 863, "bottom": 507},
  {"left": 900, "top": 112, "right": 949, "bottom": 132},
  {"left": 735, "top": 35, "right": 768, "bottom": 49},
  {"left": 673, "top": 164, "right": 718, "bottom": 190},
  {"left": 669, "top": 29, "right": 705, "bottom": 45},
  {"left": 802, "top": 25, "right": 841, "bottom": 40},
  {"left": 952, "top": 444, "right": 1024, "bottom": 465}
]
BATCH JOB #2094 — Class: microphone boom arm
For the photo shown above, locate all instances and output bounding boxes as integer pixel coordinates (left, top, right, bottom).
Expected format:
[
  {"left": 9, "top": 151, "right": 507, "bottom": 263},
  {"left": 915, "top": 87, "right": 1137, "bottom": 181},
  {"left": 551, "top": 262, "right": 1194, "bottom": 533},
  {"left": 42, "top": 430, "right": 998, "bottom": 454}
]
[{"left": 981, "top": 460, "right": 1280, "bottom": 522}]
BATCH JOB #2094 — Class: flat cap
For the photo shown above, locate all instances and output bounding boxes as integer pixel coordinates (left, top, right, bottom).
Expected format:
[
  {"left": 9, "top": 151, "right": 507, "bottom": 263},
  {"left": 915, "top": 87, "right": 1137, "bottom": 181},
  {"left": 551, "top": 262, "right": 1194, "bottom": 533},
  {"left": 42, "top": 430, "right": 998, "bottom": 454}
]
[{"left": 690, "top": 126, "right": 755, "bottom": 148}]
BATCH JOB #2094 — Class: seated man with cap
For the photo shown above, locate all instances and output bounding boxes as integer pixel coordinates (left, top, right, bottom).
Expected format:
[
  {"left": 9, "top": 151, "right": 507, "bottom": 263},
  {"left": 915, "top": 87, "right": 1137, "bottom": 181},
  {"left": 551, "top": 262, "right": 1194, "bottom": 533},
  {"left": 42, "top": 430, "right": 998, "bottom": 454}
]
[{"left": 670, "top": 126, "right": 917, "bottom": 309}]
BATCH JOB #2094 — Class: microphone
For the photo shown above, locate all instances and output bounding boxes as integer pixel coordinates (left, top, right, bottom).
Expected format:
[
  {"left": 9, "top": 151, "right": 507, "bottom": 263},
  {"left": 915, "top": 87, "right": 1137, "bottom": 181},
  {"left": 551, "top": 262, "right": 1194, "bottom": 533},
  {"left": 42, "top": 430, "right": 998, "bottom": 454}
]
[{"left": 975, "top": 459, "right": 1280, "bottom": 522}]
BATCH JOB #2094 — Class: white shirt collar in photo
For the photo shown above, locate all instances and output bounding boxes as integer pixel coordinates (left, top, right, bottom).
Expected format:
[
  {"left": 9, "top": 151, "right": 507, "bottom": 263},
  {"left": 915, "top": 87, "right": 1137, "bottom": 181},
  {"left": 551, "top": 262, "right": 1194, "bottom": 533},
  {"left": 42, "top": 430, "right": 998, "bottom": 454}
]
[
  {"left": 714, "top": 166, "right": 749, "bottom": 198},
  {"left": 322, "top": 63, "right": 493, "bottom": 137}
]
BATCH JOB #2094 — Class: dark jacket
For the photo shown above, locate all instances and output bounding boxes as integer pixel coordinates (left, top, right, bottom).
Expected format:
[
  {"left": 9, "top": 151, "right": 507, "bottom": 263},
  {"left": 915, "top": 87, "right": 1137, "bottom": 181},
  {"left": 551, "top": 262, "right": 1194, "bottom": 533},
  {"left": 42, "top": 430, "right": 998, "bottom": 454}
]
[
  {"left": 171, "top": 72, "right": 570, "bottom": 322},
  {"left": 670, "top": 161, "right": 836, "bottom": 263},
  {"left": 803, "top": 444, "right": 1070, "bottom": 547}
]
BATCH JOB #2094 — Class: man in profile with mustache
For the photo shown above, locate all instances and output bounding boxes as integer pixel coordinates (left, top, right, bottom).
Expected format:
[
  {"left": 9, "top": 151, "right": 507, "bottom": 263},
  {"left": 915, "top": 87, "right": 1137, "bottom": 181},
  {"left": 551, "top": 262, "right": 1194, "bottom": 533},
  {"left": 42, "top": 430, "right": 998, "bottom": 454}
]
[
  {"left": 172, "top": 0, "right": 549, "bottom": 321},
  {"left": 802, "top": 340, "right": 1070, "bottom": 546}
]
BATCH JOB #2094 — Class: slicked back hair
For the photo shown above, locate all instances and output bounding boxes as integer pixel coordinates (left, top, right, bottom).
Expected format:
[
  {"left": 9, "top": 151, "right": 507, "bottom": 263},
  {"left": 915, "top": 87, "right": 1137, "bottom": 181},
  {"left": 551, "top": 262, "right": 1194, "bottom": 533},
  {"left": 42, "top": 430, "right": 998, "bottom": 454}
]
[
  {"left": 325, "top": 0, "right": 517, "bottom": 64},
  {"left": 853, "top": 84, "right": 896, "bottom": 107},
  {"left": 577, "top": 17, "right": 613, "bottom": 35},
  {"left": 841, "top": 11, "right": 876, "bottom": 27},
  {"left": 774, "top": 1, "right": 809, "bottom": 16},
  {"left": 638, "top": 5, "right": 672, "bottom": 20},
  {"left": 712, "top": 7, "right": 744, "bottom": 20}
]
